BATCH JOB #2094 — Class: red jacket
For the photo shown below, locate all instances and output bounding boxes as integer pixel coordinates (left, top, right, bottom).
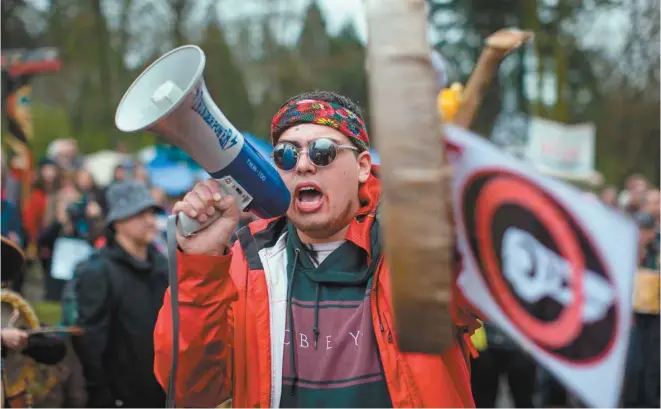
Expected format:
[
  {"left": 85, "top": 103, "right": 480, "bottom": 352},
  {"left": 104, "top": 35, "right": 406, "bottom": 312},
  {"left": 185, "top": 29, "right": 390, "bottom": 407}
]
[{"left": 154, "top": 170, "right": 479, "bottom": 408}]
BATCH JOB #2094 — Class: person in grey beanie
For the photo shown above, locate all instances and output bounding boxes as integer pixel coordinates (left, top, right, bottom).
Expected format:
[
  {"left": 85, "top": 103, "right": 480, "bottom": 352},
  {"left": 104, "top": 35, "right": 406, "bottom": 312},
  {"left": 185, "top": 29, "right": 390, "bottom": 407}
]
[{"left": 71, "top": 180, "right": 168, "bottom": 408}]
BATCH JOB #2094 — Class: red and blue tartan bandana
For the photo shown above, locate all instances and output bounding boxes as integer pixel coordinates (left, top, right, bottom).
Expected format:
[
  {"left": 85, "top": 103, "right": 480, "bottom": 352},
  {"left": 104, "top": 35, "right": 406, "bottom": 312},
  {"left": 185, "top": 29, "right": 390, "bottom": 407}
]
[{"left": 270, "top": 99, "right": 370, "bottom": 152}]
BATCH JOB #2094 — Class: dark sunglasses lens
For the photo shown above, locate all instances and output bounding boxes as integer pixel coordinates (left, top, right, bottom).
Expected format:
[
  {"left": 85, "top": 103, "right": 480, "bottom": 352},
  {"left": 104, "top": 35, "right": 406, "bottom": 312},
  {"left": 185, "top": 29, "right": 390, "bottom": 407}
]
[
  {"left": 309, "top": 139, "right": 337, "bottom": 167},
  {"left": 273, "top": 143, "right": 298, "bottom": 171}
]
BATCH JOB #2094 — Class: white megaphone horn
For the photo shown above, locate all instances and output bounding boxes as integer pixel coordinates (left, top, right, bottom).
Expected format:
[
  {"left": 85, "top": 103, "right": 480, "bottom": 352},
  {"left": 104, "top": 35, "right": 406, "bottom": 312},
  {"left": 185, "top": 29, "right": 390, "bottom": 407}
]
[{"left": 115, "top": 45, "right": 291, "bottom": 236}]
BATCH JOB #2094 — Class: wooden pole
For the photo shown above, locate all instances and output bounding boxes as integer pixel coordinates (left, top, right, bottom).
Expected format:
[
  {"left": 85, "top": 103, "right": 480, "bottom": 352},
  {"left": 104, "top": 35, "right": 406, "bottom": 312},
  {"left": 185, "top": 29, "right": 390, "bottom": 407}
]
[
  {"left": 366, "top": 0, "right": 455, "bottom": 354},
  {"left": 453, "top": 28, "right": 534, "bottom": 129}
]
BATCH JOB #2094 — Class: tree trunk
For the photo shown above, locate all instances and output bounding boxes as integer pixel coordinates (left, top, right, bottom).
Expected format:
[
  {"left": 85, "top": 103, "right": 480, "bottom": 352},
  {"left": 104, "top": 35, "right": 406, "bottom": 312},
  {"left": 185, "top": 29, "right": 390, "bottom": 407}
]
[
  {"left": 116, "top": 0, "right": 134, "bottom": 92},
  {"left": 170, "top": 0, "right": 189, "bottom": 46},
  {"left": 91, "top": 0, "right": 113, "bottom": 129}
]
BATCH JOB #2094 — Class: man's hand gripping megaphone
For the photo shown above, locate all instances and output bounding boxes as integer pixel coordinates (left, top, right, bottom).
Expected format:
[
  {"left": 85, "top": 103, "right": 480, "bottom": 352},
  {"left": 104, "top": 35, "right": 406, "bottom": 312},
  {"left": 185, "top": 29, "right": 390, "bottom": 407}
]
[{"left": 172, "top": 180, "right": 240, "bottom": 256}]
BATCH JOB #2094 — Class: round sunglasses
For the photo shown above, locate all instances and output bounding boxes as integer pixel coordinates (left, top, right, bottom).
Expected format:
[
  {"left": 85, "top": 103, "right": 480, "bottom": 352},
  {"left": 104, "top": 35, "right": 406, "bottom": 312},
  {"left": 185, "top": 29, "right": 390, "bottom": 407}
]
[{"left": 271, "top": 138, "right": 359, "bottom": 171}]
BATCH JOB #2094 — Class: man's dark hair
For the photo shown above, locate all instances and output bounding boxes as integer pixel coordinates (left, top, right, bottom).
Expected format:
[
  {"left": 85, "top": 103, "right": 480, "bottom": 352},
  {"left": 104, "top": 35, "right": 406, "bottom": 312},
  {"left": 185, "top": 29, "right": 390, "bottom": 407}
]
[{"left": 279, "top": 90, "right": 365, "bottom": 122}]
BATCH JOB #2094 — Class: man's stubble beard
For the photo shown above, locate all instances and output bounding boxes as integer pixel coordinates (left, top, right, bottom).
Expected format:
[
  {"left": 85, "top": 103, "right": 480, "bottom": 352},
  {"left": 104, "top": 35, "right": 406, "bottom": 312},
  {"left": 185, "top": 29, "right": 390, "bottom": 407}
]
[{"left": 289, "top": 199, "right": 358, "bottom": 241}]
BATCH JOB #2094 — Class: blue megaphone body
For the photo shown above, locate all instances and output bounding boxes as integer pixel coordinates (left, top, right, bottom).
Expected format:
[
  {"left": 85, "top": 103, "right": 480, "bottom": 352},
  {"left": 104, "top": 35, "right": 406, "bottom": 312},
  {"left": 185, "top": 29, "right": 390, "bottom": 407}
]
[{"left": 114, "top": 45, "right": 290, "bottom": 236}]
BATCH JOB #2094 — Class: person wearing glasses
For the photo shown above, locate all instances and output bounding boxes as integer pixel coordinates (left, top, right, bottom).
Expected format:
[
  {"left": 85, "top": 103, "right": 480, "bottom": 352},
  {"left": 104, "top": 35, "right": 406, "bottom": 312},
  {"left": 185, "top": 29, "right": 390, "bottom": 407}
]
[{"left": 154, "top": 91, "right": 478, "bottom": 408}]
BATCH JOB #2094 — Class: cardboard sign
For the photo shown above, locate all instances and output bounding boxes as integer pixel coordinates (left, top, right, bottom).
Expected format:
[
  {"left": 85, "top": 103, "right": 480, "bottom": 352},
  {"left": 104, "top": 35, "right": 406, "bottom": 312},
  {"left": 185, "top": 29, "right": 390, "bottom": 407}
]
[
  {"left": 444, "top": 125, "right": 637, "bottom": 408},
  {"left": 525, "top": 117, "right": 596, "bottom": 176},
  {"left": 633, "top": 268, "right": 660, "bottom": 314}
]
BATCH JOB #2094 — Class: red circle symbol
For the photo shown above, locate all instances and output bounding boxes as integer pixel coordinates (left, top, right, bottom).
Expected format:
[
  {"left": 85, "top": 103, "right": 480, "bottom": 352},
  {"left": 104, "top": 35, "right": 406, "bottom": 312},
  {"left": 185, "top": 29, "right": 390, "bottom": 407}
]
[{"left": 475, "top": 176, "right": 586, "bottom": 349}]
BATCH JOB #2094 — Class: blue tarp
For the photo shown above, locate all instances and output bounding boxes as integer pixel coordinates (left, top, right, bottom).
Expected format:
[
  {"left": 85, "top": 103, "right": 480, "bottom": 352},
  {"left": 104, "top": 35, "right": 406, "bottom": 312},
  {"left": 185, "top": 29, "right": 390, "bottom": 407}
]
[{"left": 148, "top": 164, "right": 196, "bottom": 196}]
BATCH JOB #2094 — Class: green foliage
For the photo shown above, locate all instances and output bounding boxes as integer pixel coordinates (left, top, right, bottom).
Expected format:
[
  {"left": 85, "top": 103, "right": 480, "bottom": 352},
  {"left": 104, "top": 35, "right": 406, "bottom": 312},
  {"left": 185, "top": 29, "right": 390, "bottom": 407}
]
[
  {"left": 34, "top": 301, "right": 62, "bottom": 326},
  {"left": 428, "top": 0, "right": 659, "bottom": 186},
  {"left": 200, "top": 17, "right": 255, "bottom": 133},
  {"left": 326, "top": 24, "right": 370, "bottom": 126},
  {"left": 246, "top": 3, "right": 371, "bottom": 144},
  {"left": 30, "top": 102, "right": 71, "bottom": 155},
  {"left": 252, "top": 92, "right": 282, "bottom": 138},
  {"left": 298, "top": 1, "right": 330, "bottom": 65}
]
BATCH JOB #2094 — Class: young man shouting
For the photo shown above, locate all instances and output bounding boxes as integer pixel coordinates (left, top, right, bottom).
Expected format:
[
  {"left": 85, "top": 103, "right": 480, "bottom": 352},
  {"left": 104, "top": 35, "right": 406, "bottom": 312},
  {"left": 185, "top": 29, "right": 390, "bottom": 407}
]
[{"left": 154, "top": 91, "right": 479, "bottom": 408}]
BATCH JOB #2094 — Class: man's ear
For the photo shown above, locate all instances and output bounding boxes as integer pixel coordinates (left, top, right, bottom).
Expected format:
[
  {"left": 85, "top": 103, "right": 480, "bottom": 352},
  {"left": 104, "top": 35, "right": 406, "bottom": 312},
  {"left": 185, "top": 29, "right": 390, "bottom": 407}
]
[{"left": 357, "top": 151, "right": 372, "bottom": 183}]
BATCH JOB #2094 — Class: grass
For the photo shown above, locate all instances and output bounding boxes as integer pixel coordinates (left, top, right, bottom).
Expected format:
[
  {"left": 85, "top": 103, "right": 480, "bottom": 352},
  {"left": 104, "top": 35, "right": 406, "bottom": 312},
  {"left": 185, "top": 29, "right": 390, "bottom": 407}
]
[
  {"left": 33, "top": 301, "right": 63, "bottom": 326},
  {"left": 17, "top": 261, "right": 64, "bottom": 326}
]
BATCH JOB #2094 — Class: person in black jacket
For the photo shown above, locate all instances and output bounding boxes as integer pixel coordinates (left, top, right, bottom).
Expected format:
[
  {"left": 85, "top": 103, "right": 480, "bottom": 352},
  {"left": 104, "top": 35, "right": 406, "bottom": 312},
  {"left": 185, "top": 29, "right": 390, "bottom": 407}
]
[
  {"left": 72, "top": 181, "right": 168, "bottom": 408},
  {"left": 622, "top": 212, "right": 660, "bottom": 408},
  {"left": 470, "top": 322, "right": 538, "bottom": 407}
]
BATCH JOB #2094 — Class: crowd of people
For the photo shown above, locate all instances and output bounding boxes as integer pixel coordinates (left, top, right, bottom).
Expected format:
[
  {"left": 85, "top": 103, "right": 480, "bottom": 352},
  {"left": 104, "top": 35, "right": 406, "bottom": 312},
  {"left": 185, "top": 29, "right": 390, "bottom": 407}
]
[
  {"left": 604, "top": 176, "right": 660, "bottom": 409},
  {"left": 1, "top": 138, "right": 176, "bottom": 407},
  {"left": 0, "top": 137, "right": 256, "bottom": 408},
  {"left": 2, "top": 139, "right": 169, "bottom": 296},
  {"left": 0, "top": 97, "right": 659, "bottom": 408}
]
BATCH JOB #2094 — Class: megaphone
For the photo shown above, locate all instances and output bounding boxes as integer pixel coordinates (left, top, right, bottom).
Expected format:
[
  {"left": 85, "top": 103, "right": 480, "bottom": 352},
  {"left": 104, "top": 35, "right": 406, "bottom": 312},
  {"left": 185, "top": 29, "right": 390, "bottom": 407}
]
[{"left": 115, "top": 45, "right": 291, "bottom": 236}]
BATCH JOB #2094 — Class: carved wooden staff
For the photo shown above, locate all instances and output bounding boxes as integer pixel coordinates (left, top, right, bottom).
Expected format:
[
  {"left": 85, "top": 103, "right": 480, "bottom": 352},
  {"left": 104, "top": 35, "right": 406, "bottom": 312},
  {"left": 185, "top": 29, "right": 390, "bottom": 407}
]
[
  {"left": 366, "top": 0, "right": 455, "bottom": 354},
  {"left": 25, "top": 326, "right": 84, "bottom": 336},
  {"left": 453, "top": 29, "right": 533, "bottom": 129}
]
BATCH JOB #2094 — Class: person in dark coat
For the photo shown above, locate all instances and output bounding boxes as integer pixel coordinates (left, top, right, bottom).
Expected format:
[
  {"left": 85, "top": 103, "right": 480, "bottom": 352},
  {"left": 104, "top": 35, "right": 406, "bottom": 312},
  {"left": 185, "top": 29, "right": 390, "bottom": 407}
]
[
  {"left": 470, "top": 322, "right": 538, "bottom": 407},
  {"left": 72, "top": 181, "right": 168, "bottom": 408},
  {"left": 622, "top": 212, "right": 660, "bottom": 408}
]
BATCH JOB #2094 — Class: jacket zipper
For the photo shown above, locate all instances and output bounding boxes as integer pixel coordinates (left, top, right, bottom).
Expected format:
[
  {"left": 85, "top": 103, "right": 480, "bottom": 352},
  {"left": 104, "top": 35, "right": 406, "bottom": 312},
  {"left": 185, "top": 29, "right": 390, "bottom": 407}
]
[
  {"left": 368, "top": 255, "right": 392, "bottom": 344},
  {"left": 368, "top": 255, "right": 387, "bottom": 375},
  {"left": 382, "top": 313, "right": 393, "bottom": 343}
]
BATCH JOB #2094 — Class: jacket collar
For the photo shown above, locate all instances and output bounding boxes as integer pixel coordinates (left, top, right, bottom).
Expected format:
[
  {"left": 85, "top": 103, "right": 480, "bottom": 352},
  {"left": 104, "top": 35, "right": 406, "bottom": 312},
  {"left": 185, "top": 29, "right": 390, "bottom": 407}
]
[{"left": 345, "top": 166, "right": 381, "bottom": 260}]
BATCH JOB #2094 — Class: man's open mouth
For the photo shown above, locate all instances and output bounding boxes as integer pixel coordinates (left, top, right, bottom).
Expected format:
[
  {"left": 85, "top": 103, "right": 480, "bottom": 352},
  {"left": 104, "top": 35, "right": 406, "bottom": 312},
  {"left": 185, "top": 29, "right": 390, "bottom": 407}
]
[
  {"left": 295, "top": 184, "right": 324, "bottom": 212},
  {"left": 298, "top": 186, "right": 323, "bottom": 203}
]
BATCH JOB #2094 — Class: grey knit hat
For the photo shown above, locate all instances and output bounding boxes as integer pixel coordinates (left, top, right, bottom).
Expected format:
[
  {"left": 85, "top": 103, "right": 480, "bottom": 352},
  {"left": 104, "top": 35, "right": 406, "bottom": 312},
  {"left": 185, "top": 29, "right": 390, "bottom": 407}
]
[{"left": 106, "top": 180, "right": 162, "bottom": 224}]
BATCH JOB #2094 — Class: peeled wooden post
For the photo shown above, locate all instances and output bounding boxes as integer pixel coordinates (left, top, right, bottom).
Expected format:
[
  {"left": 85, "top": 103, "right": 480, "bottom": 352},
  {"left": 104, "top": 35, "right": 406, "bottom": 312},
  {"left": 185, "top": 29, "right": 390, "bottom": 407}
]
[{"left": 366, "top": 0, "right": 455, "bottom": 354}]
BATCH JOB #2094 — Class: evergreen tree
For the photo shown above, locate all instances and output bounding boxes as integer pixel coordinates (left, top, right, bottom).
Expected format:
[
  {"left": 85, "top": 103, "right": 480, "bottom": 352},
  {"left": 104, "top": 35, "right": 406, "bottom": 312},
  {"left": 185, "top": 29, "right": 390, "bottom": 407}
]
[
  {"left": 326, "top": 23, "right": 370, "bottom": 134},
  {"left": 252, "top": 20, "right": 312, "bottom": 137},
  {"left": 296, "top": 0, "right": 331, "bottom": 89},
  {"left": 199, "top": 13, "right": 255, "bottom": 133}
]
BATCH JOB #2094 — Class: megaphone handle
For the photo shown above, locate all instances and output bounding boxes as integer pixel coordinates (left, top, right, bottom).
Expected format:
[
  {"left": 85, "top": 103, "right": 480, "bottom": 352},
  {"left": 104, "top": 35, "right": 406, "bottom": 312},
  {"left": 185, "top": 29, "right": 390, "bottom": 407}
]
[
  {"left": 176, "top": 211, "right": 220, "bottom": 237},
  {"left": 176, "top": 180, "right": 239, "bottom": 237}
]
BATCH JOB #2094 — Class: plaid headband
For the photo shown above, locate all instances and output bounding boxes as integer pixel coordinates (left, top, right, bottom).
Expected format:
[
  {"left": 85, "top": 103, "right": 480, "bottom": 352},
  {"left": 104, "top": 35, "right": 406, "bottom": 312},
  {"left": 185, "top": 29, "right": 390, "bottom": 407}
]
[{"left": 270, "top": 99, "right": 370, "bottom": 152}]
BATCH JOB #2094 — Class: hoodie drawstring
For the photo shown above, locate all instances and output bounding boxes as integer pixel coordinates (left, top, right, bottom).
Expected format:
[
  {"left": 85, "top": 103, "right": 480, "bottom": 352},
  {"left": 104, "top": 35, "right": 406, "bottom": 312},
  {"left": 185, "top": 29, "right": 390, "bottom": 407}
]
[
  {"left": 312, "top": 284, "right": 321, "bottom": 349},
  {"left": 286, "top": 249, "right": 299, "bottom": 396}
]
